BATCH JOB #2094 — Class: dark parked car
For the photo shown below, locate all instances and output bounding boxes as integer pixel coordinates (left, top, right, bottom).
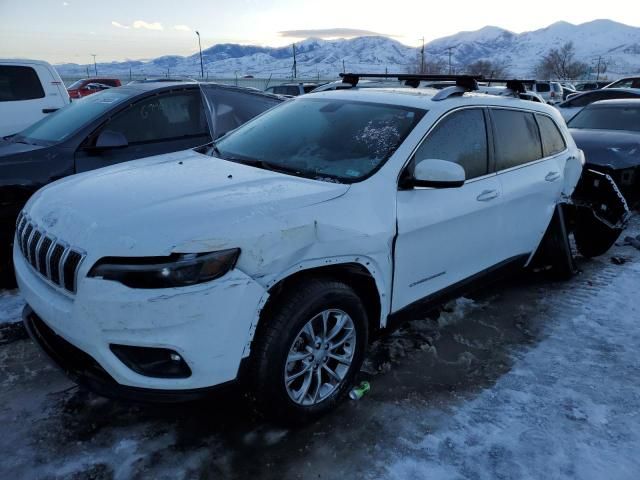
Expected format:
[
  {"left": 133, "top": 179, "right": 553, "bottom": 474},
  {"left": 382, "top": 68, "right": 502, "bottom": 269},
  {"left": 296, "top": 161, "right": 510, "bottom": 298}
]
[
  {"left": 557, "top": 88, "right": 640, "bottom": 122},
  {"left": 0, "top": 82, "right": 282, "bottom": 285},
  {"left": 605, "top": 77, "right": 640, "bottom": 89},
  {"left": 568, "top": 99, "right": 640, "bottom": 203},
  {"left": 67, "top": 77, "right": 122, "bottom": 99}
]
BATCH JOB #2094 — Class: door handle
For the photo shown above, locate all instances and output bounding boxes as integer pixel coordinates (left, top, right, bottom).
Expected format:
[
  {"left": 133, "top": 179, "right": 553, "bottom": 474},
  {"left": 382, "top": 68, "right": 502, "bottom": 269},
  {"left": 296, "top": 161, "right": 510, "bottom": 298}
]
[
  {"left": 42, "top": 108, "right": 58, "bottom": 114},
  {"left": 545, "top": 171, "right": 561, "bottom": 182},
  {"left": 476, "top": 189, "right": 499, "bottom": 202}
]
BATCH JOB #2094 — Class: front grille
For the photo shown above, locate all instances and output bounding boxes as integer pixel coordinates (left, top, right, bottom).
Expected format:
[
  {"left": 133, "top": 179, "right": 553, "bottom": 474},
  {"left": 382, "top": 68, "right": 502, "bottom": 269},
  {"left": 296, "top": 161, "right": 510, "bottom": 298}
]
[{"left": 16, "top": 212, "right": 85, "bottom": 294}]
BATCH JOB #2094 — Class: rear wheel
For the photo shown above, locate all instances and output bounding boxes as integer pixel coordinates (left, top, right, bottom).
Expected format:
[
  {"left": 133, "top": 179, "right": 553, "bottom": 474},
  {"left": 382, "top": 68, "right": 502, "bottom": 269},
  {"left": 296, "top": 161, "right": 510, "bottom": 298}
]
[
  {"left": 574, "top": 208, "right": 623, "bottom": 258},
  {"left": 250, "top": 278, "right": 368, "bottom": 423}
]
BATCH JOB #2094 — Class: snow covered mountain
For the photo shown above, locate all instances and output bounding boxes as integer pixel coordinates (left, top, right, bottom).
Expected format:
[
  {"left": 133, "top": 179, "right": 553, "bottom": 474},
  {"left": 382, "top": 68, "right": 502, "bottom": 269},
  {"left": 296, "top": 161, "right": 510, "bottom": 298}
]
[{"left": 56, "top": 20, "right": 640, "bottom": 79}]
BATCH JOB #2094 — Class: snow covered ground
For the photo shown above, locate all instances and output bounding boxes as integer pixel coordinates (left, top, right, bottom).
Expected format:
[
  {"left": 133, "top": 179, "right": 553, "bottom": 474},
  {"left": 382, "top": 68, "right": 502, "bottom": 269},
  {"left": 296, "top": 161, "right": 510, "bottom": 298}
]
[
  {"left": 0, "top": 289, "right": 24, "bottom": 325},
  {"left": 0, "top": 217, "right": 639, "bottom": 479}
]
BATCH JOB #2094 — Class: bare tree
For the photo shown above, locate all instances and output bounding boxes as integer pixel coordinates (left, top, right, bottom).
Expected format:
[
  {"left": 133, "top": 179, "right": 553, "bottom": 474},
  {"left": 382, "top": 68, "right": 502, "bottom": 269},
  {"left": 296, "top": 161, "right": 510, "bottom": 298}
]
[
  {"left": 463, "top": 59, "right": 510, "bottom": 78},
  {"left": 534, "top": 42, "right": 589, "bottom": 79},
  {"left": 408, "top": 53, "right": 448, "bottom": 74}
]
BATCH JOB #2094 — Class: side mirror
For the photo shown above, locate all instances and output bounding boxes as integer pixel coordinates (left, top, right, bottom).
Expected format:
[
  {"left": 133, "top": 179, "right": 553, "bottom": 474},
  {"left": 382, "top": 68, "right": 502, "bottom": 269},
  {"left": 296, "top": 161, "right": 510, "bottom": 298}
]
[
  {"left": 94, "top": 130, "right": 128, "bottom": 150},
  {"left": 412, "top": 159, "right": 465, "bottom": 188}
]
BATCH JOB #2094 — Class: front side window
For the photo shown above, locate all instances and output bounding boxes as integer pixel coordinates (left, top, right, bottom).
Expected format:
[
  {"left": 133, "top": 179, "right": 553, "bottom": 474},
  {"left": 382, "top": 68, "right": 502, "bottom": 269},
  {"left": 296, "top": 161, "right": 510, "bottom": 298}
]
[
  {"left": 492, "top": 109, "right": 542, "bottom": 170},
  {"left": 413, "top": 108, "right": 488, "bottom": 180},
  {"left": 215, "top": 98, "right": 425, "bottom": 182},
  {"left": 568, "top": 105, "right": 640, "bottom": 132},
  {"left": 106, "top": 90, "right": 208, "bottom": 144},
  {"left": 0, "top": 66, "right": 45, "bottom": 102},
  {"left": 536, "top": 115, "right": 566, "bottom": 157}
]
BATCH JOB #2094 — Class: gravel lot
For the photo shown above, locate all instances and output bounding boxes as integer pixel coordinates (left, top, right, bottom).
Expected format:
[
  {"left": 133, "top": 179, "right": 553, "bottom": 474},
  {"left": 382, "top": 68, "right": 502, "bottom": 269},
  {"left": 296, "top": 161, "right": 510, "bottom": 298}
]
[{"left": 1, "top": 217, "right": 639, "bottom": 480}]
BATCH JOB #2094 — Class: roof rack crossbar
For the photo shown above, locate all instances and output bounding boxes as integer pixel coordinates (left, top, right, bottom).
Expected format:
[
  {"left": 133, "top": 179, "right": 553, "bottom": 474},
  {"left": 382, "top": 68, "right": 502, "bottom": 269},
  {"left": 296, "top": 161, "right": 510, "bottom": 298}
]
[{"left": 339, "top": 72, "right": 483, "bottom": 91}]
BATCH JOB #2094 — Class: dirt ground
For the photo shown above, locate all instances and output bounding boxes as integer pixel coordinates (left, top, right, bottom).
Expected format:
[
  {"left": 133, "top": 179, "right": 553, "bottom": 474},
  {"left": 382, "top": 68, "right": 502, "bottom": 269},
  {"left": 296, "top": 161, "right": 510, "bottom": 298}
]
[{"left": 1, "top": 218, "right": 639, "bottom": 480}]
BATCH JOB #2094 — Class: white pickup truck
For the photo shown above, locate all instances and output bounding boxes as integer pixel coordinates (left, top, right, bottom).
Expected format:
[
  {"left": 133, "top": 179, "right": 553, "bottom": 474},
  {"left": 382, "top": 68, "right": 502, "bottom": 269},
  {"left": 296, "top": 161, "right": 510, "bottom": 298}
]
[
  {"left": 15, "top": 75, "right": 628, "bottom": 422},
  {"left": 0, "top": 59, "right": 70, "bottom": 138}
]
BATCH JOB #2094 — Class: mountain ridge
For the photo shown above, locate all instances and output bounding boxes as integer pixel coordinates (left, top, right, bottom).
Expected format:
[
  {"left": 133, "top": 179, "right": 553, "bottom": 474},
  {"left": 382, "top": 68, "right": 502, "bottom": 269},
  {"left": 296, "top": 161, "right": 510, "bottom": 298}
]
[{"left": 56, "top": 19, "right": 640, "bottom": 78}]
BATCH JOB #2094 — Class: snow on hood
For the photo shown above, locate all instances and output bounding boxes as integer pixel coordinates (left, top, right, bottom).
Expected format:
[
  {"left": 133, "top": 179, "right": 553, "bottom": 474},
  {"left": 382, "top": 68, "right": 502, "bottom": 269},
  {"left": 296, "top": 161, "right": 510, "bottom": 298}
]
[
  {"left": 570, "top": 128, "right": 640, "bottom": 169},
  {"left": 24, "top": 149, "right": 350, "bottom": 258}
]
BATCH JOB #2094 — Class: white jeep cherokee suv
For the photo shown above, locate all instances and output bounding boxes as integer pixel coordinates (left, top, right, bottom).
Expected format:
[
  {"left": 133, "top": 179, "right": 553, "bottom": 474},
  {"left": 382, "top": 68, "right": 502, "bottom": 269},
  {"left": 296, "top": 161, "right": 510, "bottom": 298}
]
[{"left": 16, "top": 78, "right": 588, "bottom": 421}]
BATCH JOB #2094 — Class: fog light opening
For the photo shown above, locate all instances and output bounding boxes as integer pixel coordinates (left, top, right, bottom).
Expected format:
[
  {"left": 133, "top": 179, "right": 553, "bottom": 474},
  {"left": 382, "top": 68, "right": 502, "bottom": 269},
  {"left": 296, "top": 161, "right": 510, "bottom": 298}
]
[{"left": 110, "top": 344, "right": 192, "bottom": 378}]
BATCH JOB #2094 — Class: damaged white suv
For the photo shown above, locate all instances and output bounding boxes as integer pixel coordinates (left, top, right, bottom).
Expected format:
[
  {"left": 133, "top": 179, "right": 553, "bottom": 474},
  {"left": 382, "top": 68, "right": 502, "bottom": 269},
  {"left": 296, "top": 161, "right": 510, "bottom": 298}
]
[{"left": 15, "top": 75, "right": 623, "bottom": 422}]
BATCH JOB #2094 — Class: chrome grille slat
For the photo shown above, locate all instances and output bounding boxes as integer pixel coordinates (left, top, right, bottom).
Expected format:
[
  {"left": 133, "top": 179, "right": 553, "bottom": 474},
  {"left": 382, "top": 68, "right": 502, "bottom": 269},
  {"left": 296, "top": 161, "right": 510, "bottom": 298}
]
[{"left": 16, "top": 213, "right": 85, "bottom": 294}]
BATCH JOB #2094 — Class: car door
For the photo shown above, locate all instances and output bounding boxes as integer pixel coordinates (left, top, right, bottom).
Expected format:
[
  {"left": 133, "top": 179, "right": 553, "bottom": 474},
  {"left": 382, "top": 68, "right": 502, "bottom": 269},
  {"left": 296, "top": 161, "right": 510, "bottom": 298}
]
[
  {"left": 0, "top": 65, "right": 51, "bottom": 137},
  {"left": 490, "top": 108, "right": 566, "bottom": 262},
  {"left": 393, "top": 108, "right": 503, "bottom": 311},
  {"left": 74, "top": 89, "right": 211, "bottom": 172}
]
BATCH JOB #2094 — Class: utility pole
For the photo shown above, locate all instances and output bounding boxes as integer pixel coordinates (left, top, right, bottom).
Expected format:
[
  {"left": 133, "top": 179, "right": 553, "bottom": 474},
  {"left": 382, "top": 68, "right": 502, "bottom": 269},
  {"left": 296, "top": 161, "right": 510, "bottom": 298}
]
[
  {"left": 91, "top": 54, "right": 97, "bottom": 76},
  {"left": 195, "top": 31, "right": 204, "bottom": 79},
  {"left": 292, "top": 43, "right": 297, "bottom": 79},
  {"left": 595, "top": 56, "right": 602, "bottom": 81},
  {"left": 86, "top": 66, "right": 90, "bottom": 77},
  {"left": 342, "top": 59, "right": 345, "bottom": 73},
  {"left": 420, "top": 37, "right": 425, "bottom": 73},
  {"left": 446, "top": 46, "right": 454, "bottom": 75}
]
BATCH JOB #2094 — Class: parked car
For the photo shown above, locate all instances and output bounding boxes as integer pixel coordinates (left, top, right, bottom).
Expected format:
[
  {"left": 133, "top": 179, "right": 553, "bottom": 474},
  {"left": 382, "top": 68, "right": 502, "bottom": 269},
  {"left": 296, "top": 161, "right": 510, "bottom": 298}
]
[
  {"left": 557, "top": 88, "right": 640, "bottom": 122},
  {"left": 559, "top": 83, "right": 577, "bottom": 100},
  {"left": 574, "top": 81, "right": 609, "bottom": 92},
  {"left": 478, "top": 85, "right": 546, "bottom": 103},
  {"left": 0, "top": 82, "right": 282, "bottom": 286},
  {"left": 526, "top": 81, "right": 562, "bottom": 105},
  {"left": 15, "top": 79, "right": 627, "bottom": 422},
  {"left": 264, "top": 82, "right": 319, "bottom": 96},
  {"left": 568, "top": 98, "right": 640, "bottom": 203},
  {"left": 0, "top": 59, "right": 70, "bottom": 138},
  {"left": 604, "top": 77, "right": 640, "bottom": 89},
  {"left": 67, "top": 78, "right": 122, "bottom": 99},
  {"left": 127, "top": 77, "right": 197, "bottom": 85},
  {"left": 310, "top": 79, "right": 405, "bottom": 92}
]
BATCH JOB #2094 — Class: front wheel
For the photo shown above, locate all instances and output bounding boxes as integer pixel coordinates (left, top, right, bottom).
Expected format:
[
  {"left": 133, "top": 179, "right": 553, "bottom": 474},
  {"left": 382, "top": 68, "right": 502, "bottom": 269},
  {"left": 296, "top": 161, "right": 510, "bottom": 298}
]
[{"left": 249, "top": 279, "right": 368, "bottom": 423}]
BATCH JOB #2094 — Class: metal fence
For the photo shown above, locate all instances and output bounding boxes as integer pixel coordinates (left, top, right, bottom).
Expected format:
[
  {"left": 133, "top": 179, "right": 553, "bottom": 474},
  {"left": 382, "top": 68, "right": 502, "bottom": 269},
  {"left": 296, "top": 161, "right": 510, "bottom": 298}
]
[{"left": 61, "top": 75, "right": 339, "bottom": 90}]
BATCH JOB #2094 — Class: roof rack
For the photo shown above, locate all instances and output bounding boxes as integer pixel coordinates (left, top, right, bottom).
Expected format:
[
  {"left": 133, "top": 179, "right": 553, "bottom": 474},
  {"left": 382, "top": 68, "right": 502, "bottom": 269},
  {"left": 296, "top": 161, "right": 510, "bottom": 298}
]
[{"left": 339, "top": 73, "right": 483, "bottom": 91}]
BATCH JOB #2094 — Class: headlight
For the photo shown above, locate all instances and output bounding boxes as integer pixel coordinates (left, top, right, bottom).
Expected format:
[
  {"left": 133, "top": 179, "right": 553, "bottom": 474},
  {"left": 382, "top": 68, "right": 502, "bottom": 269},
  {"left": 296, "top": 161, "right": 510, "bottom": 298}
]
[{"left": 88, "top": 249, "right": 240, "bottom": 289}]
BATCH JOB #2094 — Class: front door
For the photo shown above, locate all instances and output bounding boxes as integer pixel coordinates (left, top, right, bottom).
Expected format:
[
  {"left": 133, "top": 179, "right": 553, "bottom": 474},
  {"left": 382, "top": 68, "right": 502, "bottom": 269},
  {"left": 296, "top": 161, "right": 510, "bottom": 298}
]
[
  {"left": 393, "top": 108, "right": 503, "bottom": 312},
  {"left": 74, "top": 89, "right": 210, "bottom": 172}
]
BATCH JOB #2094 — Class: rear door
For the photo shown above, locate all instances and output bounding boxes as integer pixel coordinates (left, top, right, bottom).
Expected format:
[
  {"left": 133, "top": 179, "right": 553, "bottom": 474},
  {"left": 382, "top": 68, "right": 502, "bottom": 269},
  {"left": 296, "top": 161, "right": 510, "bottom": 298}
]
[
  {"left": 393, "top": 108, "right": 503, "bottom": 311},
  {"left": 0, "top": 65, "right": 50, "bottom": 136},
  {"left": 490, "top": 108, "right": 567, "bottom": 261},
  {"left": 74, "top": 89, "right": 211, "bottom": 172}
]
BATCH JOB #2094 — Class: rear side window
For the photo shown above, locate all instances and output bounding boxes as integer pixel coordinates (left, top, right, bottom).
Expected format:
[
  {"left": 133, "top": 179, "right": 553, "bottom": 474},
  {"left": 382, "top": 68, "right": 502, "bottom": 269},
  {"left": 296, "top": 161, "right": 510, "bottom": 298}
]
[
  {"left": 414, "top": 108, "right": 488, "bottom": 180},
  {"left": 271, "top": 86, "right": 300, "bottom": 96},
  {"left": 106, "top": 91, "right": 208, "bottom": 144},
  {"left": 492, "top": 109, "right": 542, "bottom": 170},
  {"left": 536, "top": 83, "right": 551, "bottom": 93},
  {"left": 536, "top": 115, "right": 566, "bottom": 156},
  {"left": 0, "top": 66, "right": 45, "bottom": 102}
]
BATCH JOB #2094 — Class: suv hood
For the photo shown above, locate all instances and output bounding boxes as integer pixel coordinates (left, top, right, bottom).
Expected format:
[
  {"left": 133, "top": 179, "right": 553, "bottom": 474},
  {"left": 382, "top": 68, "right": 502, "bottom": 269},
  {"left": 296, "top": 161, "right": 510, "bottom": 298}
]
[
  {"left": 25, "top": 149, "right": 349, "bottom": 256},
  {"left": 570, "top": 128, "right": 640, "bottom": 169}
]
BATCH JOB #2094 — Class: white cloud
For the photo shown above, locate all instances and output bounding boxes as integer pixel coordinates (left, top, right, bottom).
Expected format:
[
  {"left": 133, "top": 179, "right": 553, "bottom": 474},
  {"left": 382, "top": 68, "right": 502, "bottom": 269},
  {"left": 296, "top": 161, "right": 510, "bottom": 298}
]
[
  {"left": 133, "top": 20, "right": 164, "bottom": 31},
  {"left": 111, "top": 21, "right": 130, "bottom": 29},
  {"left": 172, "top": 25, "right": 191, "bottom": 32},
  {"left": 62, "top": 2, "right": 69, "bottom": 6}
]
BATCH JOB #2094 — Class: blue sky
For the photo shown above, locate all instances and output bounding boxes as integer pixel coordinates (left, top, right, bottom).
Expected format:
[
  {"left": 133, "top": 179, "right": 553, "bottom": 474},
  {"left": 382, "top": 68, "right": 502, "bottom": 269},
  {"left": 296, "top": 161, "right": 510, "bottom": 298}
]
[{"left": 1, "top": 0, "right": 639, "bottom": 64}]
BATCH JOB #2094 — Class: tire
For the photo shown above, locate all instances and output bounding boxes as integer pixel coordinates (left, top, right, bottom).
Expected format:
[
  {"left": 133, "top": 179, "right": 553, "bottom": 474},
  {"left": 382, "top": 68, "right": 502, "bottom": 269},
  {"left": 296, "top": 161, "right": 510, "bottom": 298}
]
[
  {"left": 574, "top": 208, "right": 623, "bottom": 258},
  {"left": 249, "top": 278, "right": 368, "bottom": 424},
  {"left": 0, "top": 235, "right": 17, "bottom": 289}
]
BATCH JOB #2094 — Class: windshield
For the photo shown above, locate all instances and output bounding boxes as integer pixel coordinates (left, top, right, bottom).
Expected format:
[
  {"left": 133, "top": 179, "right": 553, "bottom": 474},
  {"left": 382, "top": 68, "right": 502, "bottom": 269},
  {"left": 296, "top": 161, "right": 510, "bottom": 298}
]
[
  {"left": 14, "top": 89, "right": 131, "bottom": 145},
  {"left": 568, "top": 105, "right": 640, "bottom": 132},
  {"left": 67, "top": 79, "right": 86, "bottom": 89},
  {"left": 215, "top": 98, "right": 426, "bottom": 182}
]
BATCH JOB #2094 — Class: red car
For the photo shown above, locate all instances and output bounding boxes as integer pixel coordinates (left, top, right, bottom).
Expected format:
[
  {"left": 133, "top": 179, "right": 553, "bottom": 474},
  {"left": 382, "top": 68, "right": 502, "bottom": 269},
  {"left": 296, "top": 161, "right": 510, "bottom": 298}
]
[{"left": 67, "top": 78, "right": 121, "bottom": 99}]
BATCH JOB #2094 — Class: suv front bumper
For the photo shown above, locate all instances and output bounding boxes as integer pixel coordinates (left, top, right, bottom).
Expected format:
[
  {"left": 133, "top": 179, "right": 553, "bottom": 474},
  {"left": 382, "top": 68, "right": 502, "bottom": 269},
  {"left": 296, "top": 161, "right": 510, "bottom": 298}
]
[{"left": 15, "top": 244, "right": 267, "bottom": 395}]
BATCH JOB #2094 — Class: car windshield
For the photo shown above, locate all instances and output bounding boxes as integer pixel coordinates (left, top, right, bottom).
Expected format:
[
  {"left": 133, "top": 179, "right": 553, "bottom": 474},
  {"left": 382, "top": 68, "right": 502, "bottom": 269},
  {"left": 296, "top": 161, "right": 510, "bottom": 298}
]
[
  {"left": 67, "top": 79, "right": 86, "bottom": 89},
  {"left": 13, "top": 89, "right": 131, "bottom": 145},
  {"left": 568, "top": 105, "right": 640, "bottom": 132},
  {"left": 214, "top": 98, "right": 426, "bottom": 182}
]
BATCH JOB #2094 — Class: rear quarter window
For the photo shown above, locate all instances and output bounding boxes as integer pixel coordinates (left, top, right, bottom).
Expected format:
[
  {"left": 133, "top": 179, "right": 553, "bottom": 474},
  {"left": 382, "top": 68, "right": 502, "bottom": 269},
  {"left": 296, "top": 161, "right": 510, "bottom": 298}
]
[
  {"left": 536, "top": 114, "right": 566, "bottom": 157},
  {"left": 491, "top": 109, "right": 543, "bottom": 170},
  {"left": 0, "top": 65, "right": 45, "bottom": 102}
]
